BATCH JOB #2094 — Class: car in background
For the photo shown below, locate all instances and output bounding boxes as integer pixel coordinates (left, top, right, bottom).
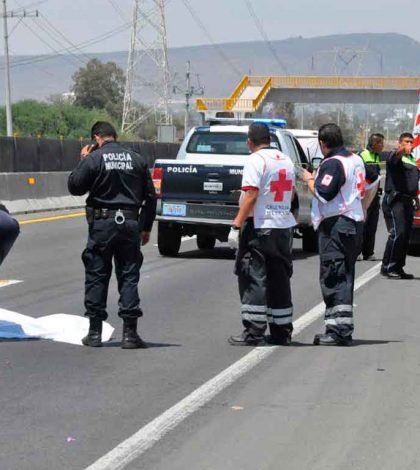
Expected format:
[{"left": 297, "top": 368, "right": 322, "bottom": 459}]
[{"left": 289, "top": 129, "right": 323, "bottom": 168}]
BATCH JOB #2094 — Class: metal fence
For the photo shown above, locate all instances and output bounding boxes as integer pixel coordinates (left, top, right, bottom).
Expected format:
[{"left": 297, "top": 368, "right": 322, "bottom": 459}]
[{"left": 0, "top": 137, "right": 180, "bottom": 173}]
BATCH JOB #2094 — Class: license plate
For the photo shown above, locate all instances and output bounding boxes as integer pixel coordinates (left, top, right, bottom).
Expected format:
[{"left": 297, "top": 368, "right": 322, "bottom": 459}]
[
  {"left": 204, "top": 182, "right": 223, "bottom": 192},
  {"left": 162, "top": 203, "right": 186, "bottom": 217}
]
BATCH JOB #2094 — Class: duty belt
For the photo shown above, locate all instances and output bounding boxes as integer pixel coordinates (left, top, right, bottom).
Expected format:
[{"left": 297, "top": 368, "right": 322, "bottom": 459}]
[{"left": 86, "top": 207, "right": 139, "bottom": 224}]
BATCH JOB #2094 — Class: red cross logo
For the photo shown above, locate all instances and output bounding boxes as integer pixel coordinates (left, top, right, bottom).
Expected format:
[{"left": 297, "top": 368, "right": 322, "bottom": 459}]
[
  {"left": 356, "top": 169, "right": 365, "bottom": 198},
  {"left": 270, "top": 169, "right": 293, "bottom": 202}
]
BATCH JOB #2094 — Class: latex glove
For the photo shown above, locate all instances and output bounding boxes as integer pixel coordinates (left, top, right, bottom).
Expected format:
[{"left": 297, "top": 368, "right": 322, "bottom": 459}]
[{"left": 228, "top": 227, "right": 240, "bottom": 250}]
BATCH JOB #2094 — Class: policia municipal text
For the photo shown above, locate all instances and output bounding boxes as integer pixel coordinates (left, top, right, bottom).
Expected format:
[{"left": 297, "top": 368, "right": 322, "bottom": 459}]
[{"left": 68, "top": 122, "right": 157, "bottom": 349}]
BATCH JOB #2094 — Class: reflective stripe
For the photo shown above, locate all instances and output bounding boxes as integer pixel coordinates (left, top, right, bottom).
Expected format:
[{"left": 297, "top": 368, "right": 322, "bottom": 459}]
[
  {"left": 402, "top": 155, "right": 417, "bottom": 167},
  {"left": 325, "top": 304, "right": 353, "bottom": 317},
  {"left": 268, "top": 307, "right": 293, "bottom": 325},
  {"left": 326, "top": 317, "right": 354, "bottom": 326},
  {"left": 241, "top": 312, "right": 267, "bottom": 323},
  {"left": 241, "top": 304, "right": 267, "bottom": 313}
]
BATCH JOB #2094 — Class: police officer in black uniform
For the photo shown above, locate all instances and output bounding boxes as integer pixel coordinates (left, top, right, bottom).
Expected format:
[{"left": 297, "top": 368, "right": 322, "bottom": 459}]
[
  {"left": 68, "top": 121, "right": 156, "bottom": 348},
  {"left": 358, "top": 133, "right": 384, "bottom": 260},
  {"left": 381, "top": 132, "right": 419, "bottom": 279},
  {"left": 0, "top": 203, "right": 19, "bottom": 266}
]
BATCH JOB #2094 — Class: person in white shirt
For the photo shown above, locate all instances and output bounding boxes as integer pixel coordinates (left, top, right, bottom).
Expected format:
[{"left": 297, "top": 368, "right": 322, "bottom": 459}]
[
  {"left": 300, "top": 123, "right": 368, "bottom": 346},
  {"left": 228, "top": 122, "right": 296, "bottom": 346}
]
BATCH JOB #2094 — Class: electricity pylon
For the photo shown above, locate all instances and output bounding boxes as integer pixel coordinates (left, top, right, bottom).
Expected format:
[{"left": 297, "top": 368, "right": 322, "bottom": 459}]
[{"left": 122, "top": 0, "right": 172, "bottom": 136}]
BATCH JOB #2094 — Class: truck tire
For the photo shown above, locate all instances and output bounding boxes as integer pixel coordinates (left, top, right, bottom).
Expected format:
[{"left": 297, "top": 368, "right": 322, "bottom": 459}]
[
  {"left": 196, "top": 234, "right": 216, "bottom": 250},
  {"left": 158, "top": 222, "right": 182, "bottom": 256},
  {"left": 302, "top": 227, "right": 318, "bottom": 253}
]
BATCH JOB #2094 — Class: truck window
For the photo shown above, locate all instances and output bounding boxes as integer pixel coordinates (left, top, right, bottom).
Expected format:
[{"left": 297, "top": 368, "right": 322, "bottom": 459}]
[
  {"left": 186, "top": 132, "right": 250, "bottom": 155},
  {"left": 282, "top": 135, "right": 299, "bottom": 163}
]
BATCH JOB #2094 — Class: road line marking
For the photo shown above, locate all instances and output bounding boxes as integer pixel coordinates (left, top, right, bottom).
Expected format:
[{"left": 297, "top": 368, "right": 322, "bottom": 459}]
[
  {"left": 84, "top": 262, "right": 381, "bottom": 470},
  {"left": 0, "top": 280, "right": 22, "bottom": 288},
  {"left": 19, "top": 212, "right": 85, "bottom": 225}
]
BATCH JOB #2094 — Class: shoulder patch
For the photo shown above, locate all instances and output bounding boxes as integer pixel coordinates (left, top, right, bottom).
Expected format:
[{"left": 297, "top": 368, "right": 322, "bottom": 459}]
[{"left": 321, "top": 174, "right": 333, "bottom": 186}]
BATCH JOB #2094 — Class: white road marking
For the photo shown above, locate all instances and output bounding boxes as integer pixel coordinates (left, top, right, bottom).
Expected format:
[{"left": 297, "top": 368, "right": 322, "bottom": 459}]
[
  {"left": 0, "top": 280, "right": 23, "bottom": 289},
  {"left": 84, "top": 263, "right": 381, "bottom": 470}
]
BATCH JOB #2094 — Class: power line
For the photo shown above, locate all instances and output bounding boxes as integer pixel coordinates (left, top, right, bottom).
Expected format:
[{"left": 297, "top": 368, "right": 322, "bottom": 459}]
[
  {"left": 181, "top": 0, "right": 241, "bottom": 77},
  {"left": 243, "top": 0, "right": 288, "bottom": 75},
  {"left": 0, "top": 21, "right": 130, "bottom": 70}
]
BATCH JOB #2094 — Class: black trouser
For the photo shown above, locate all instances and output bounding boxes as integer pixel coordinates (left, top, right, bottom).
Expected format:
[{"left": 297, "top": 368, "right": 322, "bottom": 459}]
[
  {"left": 381, "top": 193, "right": 414, "bottom": 273},
  {"left": 235, "top": 218, "right": 293, "bottom": 340},
  {"left": 361, "top": 192, "right": 380, "bottom": 258},
  {"left": 0, "top": 209, "right": 19, "bottom": 266},
  {"left": 82, "top": 217, "right": 143, "bottom": 321},
  {"left": 318, "top": 216, "right": 363, "bottom": 338}
]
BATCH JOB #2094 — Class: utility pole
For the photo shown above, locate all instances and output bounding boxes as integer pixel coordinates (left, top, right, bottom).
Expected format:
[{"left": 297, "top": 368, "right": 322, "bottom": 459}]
[
  {"left": 173, "top": 61, "right": 204, "bottom": 137},
  {"left": 1, "top": 0, "right": 38, "bottom": 136}
]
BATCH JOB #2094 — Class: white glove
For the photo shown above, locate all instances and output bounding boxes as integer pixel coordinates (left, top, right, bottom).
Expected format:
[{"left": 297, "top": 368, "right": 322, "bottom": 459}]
[{"left": 228, "top": 226, "right": 240, "bottom": 250}]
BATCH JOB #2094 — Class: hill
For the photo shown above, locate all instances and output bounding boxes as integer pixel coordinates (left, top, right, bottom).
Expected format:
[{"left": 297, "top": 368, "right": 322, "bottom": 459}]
[{"left": 1, "top": 32, "right": 419, "bottom": 104}]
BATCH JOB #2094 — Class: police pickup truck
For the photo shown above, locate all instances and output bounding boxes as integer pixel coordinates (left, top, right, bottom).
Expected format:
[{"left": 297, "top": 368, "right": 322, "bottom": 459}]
[{"left": 152, "top": 119, "right": 317, "bottom": 256}]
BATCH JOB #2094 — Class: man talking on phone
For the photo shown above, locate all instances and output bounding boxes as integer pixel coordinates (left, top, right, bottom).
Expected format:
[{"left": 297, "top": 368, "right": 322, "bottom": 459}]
[{"left": 68, "top": 121, "right": 156, "bottom": 348}]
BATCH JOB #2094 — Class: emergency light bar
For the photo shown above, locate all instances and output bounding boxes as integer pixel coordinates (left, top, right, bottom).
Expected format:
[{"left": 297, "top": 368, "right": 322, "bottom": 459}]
[{"left": 207, "top": 117, "right": 287, "bottom": 128}]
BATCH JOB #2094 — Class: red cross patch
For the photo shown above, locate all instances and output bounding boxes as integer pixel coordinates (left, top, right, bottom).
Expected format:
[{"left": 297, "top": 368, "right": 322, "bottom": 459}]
[
  {"left": 270, "top": 169, "right": 293, "bottom": 202},
  {"left": 321, "top": 174, "right": 333, "bottom": 186}
]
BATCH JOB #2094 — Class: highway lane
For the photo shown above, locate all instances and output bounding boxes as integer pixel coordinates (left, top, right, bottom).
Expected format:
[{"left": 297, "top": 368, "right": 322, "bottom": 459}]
[{"left": 0, "top": 211, "right": 415, "bottom": 469}]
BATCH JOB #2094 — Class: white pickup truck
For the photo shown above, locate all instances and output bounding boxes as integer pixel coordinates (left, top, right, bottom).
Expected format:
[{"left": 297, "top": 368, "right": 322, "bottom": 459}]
[{"left": 152, "top": 119, "right": 317, "bottom": 256}]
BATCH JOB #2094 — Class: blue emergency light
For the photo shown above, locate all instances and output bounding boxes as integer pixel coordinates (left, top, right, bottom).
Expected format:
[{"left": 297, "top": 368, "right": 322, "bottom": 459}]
[{"left": 253, "top": 118, "right": 287, "bottom": 128}]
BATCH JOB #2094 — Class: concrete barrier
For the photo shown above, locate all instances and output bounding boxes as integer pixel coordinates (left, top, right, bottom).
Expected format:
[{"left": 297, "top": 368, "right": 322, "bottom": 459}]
[{"left": 0, "top": 172, "right": 86, "bottom": 214}]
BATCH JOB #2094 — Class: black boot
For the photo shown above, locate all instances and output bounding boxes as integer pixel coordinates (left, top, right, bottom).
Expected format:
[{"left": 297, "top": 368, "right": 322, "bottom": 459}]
[
  {"left": 82, "top": 318, "right": 103, "bottom": 347},
  {"left": 121, "top": 318, "right": 148, "bottom": 349}
]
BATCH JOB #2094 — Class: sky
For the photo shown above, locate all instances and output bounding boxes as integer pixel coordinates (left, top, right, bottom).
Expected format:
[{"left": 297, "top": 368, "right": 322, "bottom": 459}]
[{"left": 3, "top": 0, "right": 420, "bottom": 57}]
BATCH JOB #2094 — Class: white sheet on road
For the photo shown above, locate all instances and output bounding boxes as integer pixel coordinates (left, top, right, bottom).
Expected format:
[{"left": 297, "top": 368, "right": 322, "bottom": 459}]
[{"left": 0, "top": 308, "right": 114, "bottom": 345}]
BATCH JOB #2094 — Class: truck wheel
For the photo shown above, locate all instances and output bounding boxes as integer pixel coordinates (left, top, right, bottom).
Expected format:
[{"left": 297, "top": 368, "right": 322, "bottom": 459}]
[
  {"left": 302, "top": 227, "right": 318, "bottom": 253},
  {"left": 158, "top": 222, "right": 182, "bottom": 256},
  {"left": 197, "top": 234, "right": 216, "bottom": 250}
]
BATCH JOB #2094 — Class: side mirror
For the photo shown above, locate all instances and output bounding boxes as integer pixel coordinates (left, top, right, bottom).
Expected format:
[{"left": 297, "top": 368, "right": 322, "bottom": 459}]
[{"left": 311, "top": 157, "right": 322, "bottom": 169}]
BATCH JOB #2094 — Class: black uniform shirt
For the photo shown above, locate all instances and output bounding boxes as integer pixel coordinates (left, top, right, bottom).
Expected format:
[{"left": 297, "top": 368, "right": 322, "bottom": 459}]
[
  {"left": 68, "top": 141, "right": 157, "bottom": 231},
  {"left": 314, "top": 146, "right": 349, "bottom": 203},
  {"left": 384, "top": 150, "right": 419, "bottom": 197}
]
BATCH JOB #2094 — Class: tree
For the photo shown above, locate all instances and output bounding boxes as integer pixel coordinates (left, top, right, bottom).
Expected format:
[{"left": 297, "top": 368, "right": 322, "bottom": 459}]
[
  {"left": 0, "top": 100, "right": 117, "bottom": 139},
  {"left": 72, "top": 59, "right": 125, "bottom": 120}
]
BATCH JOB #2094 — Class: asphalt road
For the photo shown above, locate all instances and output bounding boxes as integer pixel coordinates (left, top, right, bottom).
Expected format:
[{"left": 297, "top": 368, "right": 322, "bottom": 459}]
[{"left": 1, "top": 211, "right": 420, "bottom": 470}]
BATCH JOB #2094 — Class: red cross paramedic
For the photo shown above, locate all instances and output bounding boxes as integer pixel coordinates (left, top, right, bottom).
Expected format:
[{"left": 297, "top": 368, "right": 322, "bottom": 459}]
[{"left": 228, "top": 122, "right": 297, "bottom": 346}]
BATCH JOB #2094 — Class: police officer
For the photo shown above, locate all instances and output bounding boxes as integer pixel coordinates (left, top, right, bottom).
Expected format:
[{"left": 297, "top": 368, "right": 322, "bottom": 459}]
[
  {"left": 381, "top": 132, "right": 419, "bottom": 279},
  {"left": 301, "top": 123, "right": 368, "bottom": 346},
  {"left": 68, "top": 121, "right": 156, "bottom": 348},
  {"left": 0, "top": 203, "right": 19, "bottom": 266},
  {"left": 358, "top": 133, "right": 384, "bottom": 260},
  {"left": 228, "top": 122, "right": 296, "bottom": 346}
]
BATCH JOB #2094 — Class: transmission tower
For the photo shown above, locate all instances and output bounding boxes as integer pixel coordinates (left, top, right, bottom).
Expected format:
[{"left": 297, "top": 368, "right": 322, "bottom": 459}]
[{"left": 122, "top": 0, "right": 172, "bottom": 136}]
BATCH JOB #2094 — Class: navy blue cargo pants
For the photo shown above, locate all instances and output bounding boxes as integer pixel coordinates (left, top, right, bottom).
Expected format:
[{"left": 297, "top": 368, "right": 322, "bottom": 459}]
[
  {"left": 0, "top": 208, "right": 19, "bottom": 266},
  {"left": 235, "top": 218, "right": 293, "bottom": 341},
  {"left": 381, "top": 194, "right": 414, "bottom": 274},
  {"left": 318, "top": 216, "right": 363, "bottom": 338},
  {"left": 82, "top": 217, "right": 143, "bottom": 321}
]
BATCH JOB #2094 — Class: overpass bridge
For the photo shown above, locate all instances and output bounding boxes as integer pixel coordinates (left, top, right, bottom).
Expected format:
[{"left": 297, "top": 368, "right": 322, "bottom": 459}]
[{"left": 196, "top": 75, "right": 420, "bottom": 119}]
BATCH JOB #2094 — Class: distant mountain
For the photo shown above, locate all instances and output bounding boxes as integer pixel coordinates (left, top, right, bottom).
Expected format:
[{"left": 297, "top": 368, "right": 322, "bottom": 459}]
[{"left": 0, "top": 33, "right": 419, "bottom": 105}]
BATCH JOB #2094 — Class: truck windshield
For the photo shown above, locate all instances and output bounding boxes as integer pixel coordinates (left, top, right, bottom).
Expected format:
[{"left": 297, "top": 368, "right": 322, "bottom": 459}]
[{"left": 186, "top": 132, "right": 250, "bottom": 155}]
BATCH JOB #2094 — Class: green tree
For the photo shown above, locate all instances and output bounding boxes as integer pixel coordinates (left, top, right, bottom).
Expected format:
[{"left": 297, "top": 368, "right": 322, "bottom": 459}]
[
  {"left": 0, "top": 100, "right": 117, "bottom": 139},
  {"left": 72, "top": 59, "right": 125, "bottom": 120}
]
